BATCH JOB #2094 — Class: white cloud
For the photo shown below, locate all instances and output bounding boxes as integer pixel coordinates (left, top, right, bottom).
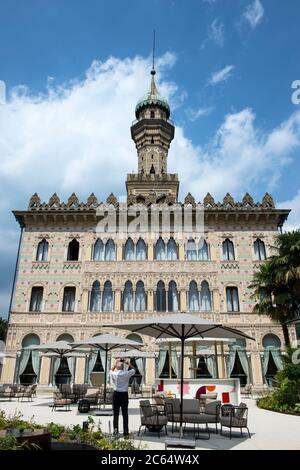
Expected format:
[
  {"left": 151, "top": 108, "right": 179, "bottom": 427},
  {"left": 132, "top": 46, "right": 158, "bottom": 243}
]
[
  {"left": 278, "top": 191, "right": 300, "bottom": 231},
  {"left": 210, "top": 19, "right": 224, "bottom": 47},
  {"left": 243, "top": 0, "right": 264, "bottom": 29},
  {"left": 169, "top": 108, "right": 300, "bottom": 199},
  {"left": 209, "top": 65, "right": 235, "bottom": 85},
  {"left": 201, "top": 18, "right": 224, "bottom": 49},
  {"left": 186, "top": 106, "right": 214, "bottom": 121}
]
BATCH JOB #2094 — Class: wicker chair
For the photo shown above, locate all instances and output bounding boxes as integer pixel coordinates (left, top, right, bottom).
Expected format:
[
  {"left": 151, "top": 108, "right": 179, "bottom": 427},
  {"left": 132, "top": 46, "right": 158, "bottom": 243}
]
[
  {"left": 220, "top": 403, "right": 250, "bottom": 439},
  {"left": 52, "top": 391, "right": 71, "bottom": 411},
  {"left": 138, "top": 400, "right": 168, "bottom": 438}
]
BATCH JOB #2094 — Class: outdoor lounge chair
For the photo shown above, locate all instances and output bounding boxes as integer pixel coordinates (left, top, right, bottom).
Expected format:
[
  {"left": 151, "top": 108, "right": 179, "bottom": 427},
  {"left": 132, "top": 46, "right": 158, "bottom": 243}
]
[
  {"left": 0, "top": 385, "right": 15, "bottom": 401},
  {"left": 220, "top": 403, "right": 250, "bottom": 439},
  {"left": 52, "top": 391, "right": 71, "bottom": 411},
  {"left": 138, "top": 400, "right": 168, "bottom": 438},
  {"left": 241, "top": 383, "right": 252, "bottom": 398},
  {"left": 19, "top": 385, "right": 36, "bottom": 402}
]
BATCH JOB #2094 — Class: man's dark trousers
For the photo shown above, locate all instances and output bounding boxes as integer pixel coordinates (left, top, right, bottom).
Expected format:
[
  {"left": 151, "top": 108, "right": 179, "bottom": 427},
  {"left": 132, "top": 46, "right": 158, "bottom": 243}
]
[{"left": 113, "top": 391, "right": 129, "bottom": 435}]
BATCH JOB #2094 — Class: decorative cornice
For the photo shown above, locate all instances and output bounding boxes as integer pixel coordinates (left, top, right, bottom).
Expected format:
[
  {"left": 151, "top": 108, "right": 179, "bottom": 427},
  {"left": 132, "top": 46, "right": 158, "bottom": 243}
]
[{"left": 26, "top": 191, "right": 277, "bottom": 212}]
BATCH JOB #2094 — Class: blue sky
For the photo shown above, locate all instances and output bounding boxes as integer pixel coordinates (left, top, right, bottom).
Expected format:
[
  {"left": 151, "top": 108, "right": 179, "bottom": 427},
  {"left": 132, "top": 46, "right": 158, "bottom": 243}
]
[{"left": 0, "top": 0, "right": 300, "bottom": 317}]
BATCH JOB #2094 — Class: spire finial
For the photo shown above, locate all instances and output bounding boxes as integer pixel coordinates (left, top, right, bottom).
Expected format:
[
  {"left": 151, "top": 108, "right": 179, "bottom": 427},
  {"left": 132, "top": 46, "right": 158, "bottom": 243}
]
[{"left": 151, "top": 29, "right": 156, "bottom": 76}]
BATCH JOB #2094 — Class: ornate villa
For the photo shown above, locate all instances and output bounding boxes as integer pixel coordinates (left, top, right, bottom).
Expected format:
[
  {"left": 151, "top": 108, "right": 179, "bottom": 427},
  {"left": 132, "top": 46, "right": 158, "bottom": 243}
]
[{"left": 1, "top": 66, "right": 297, "bottom": 390}]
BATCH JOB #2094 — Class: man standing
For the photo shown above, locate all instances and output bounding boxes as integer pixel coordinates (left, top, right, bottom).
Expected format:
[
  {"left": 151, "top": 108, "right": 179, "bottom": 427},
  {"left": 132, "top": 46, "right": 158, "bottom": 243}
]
[{"left": 109, "top": 359, "right": 135, "bottom": 437}]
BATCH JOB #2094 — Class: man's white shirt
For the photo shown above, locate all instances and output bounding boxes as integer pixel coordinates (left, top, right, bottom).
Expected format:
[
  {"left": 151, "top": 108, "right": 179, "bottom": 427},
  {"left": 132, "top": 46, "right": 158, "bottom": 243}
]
[{"left": 109, "top": 368, "right": 136, "bottom": 392}]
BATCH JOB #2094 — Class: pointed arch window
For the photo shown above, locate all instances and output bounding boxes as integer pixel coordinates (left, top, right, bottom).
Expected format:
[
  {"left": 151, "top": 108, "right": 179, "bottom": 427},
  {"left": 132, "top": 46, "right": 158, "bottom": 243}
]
[
  {"left": 167, "top": 238, "right": 177, "bottom": 260},
  {"left": 29, "top": 286, "right": 44, "bottom": 312},
  {"left": 67, "top": 239, "right": 79, "bottom": 261},
  {"left": 135, "top": 281, "right": 146, "bottom": 312},
  {"left": 36, "top": 239, "right": 49, "bottom": 261},
  {"left": 222, "top": 238, "right": 235, "bottom": 261},
  {"left": 105, "top": 239, "right": 116, "bottom": 261},
  {"left": 124, "top": 239, "right": 135, "bottom": 261},
  {"left": 156, "top": 281, "right": 166, "bottom": 312},
  {"left": 226, "top": 287, "right": 240, "bottom": 312},
  {"left": 102, "top": 281, "right": 113, "bottom": 312},
  {"left": 155, "top": 238, "right": 166, "bottom": 260},
  {"left": 188, "top": 281, "right": 199, "bottom": 312},
  {"left": 200, "top": 281, "right": 212, "bottom": 312},
  {"left": 168, "top": 281, "right": 179, "bottom": 312},
  {"left": 123, "top": 281, "right": 134, "bottom": 312},
  {"left": 90, "top": 281, "right": 101, "bottom": 312},
  {"left": 186, "top": 239, "right": 197, "bottom": 261},
  {"left": 254, "top": 238, "right": 266, "bottom": 261},
  {"left": 93, "top": 239, "right": 104, "bottom": 261},
  {"left": 62, "top": 287, "right": 76, "bottom": 312},
  {"left": 136, "top": 239, "right": 147, "bottom": 260},
  {"left": 198, "top": 239, "right": 209, "bottom": 261}
]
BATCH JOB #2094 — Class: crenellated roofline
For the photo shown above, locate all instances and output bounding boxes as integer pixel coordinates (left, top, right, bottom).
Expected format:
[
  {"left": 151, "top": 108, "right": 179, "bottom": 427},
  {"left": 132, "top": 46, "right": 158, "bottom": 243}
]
[{"left": 12, "top": 191, "right": 290, "bottom": 229}]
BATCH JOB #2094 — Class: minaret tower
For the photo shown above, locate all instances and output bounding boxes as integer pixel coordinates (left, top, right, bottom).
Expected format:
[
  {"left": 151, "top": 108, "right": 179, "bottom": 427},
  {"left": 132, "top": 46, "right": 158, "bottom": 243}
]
[{"left": 126, "top": 39, "right": 179, "bottom": 203}]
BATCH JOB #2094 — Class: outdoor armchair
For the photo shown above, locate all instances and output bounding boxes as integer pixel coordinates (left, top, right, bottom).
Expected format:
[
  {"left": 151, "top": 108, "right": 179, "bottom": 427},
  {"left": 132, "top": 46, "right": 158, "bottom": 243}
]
[
  {"left": 220, "top": 403, "right": 250, "bottom": 439},
  {"left": 52, "top": 390, "right": 71, "bottom": 411},
  {"left": 138, "top": 400, "right": 168, "bottom": 438}
]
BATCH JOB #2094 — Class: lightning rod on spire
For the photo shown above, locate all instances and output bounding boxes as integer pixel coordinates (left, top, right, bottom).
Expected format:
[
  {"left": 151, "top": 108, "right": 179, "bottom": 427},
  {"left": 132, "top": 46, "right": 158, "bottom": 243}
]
[{"left": 151, "top": 29, "right": 156, "bottom": 75}]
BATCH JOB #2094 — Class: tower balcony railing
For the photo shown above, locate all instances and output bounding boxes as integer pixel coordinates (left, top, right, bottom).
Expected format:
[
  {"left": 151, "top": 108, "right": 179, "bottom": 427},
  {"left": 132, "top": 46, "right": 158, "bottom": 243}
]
[{"left": 131, "top": 118, "right": 174, "bottom": 126}]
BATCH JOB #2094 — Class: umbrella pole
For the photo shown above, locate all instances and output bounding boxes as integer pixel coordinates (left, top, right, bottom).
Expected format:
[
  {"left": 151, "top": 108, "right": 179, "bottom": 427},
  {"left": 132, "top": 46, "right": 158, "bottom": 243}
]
[
  {"left": 179, "top": 332, "right": 184, "bottom": 439},
  {"left": 104, "top": 346, "right": 108, "bottom": 407}
]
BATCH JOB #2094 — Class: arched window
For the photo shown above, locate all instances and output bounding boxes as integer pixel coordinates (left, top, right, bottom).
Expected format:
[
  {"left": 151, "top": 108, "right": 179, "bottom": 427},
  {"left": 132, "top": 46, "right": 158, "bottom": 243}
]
[
  {"left": 135, "top": 281, "right": 146, "bottom": 312},
  {"left": 200, "top": 281, "right": 212, "bottom": 312},
  {"left": 57, "top": 333, "right": 74, "bottom": 343},
  {"left": 186, "top": 239, "right": 197, "bottom": 261},
  {"left": 155, "top": 238, "right": 166, "bottom": 260},
  {"left": 102, "top": 281, "right": 113, "bottom": 311},
  {"left": 124, "top": 238, "right": 135, "bottom": 261},
  {"left": 90, "top": 281, "right": 101, "bottom": 312},
  {"left": 136, "top": 239, "right": 147, "bottom": 261},
  {"left": 262, "top": 334, "right": 283, "bottom": 386},
  {"left": 67, "top": 239, "right": 79, "bottom": 261},
  {"left": 254, "top": 238, "right": 266, "bottom": 261},
  {"left": 198, "top": 239, "right": 209, "bottom": 261},
  {"left": 36, "top": 239, "right": 49, "bottom": 261},
  {"left": 22, "top": 333, "right": 40, "bottom": 348},
  {"left": 189, "top": 281, "right": 199, "bottom": 312},
  {"left": 222, "top": 238, "right": 235, "bottom": 261},
  {"left": 62, "top": 286, "right": 76, "bottom": 312},
  {"left": 123, "top": 281, "right": 134, "bottom": 312},
  {"left": 105, "top": 239, "right": 116, "bottom": 261},
  {"left": 262, "top": 334, "right": 281, "bottom": 349},
  {"left": 226, "top": 287, "right": 240, "bottom": 312},
  {"left": 93, "top": 239, "right": 104, "bottom": 261},
  {"left": 126, "top": 333, "right": 143, "bottom": 344},
  {"left": 156, "top": 281, "right": 166, "bottom": 312},
  {"left": 168, "top": 281, "right": 179, "bottom": 312},
  {"left": 167, "top": 238, "right": 177, "bottom": 260},
  {"left": 29, "top": 286, "right": 43, "bottom": 312}
]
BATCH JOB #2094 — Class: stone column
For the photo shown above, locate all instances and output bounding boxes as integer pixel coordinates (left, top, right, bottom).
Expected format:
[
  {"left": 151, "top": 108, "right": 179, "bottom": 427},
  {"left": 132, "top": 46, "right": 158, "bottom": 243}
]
[
  {"left": 178, "top": 243, "right": 185, "bottom": 261},
  {"left": 75, "top": 357, "right": 86, "bottom": 384},
  {"left": 147, "top": 290, "right": 154, "bottom": 313},
  {"left": 39, "top": 356, "right": 51, "bottom": 385},
  {"left": 148, "top": 244, "right": 154, "bottom": 261},
  {"left": 84, "top": 243, "right": 92, "bottom": 261},
  {"left": 251, "top": 352, "right": 264, "bottom": 386},
  {"left": 0, "top": 356, "right": 16, "bottom": 383},
  {"left": 116, "top": 242, "right": 123, "bottom": 261},
  {"left": 180, "top": 290, "right": 187, "bottom": 311},
  {"left": 146, "top": 357, "right": 155, "bottom": 385},
  {"left": 82, "top": 290, "right": 89, "bottom": 313},
  {"left": 114, "top": 290, "right": 121, "bottom": 313}
]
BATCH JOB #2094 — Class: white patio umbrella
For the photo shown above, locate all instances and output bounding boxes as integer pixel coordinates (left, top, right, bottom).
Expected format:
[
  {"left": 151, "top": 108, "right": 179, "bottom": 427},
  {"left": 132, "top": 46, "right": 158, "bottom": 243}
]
[
  {"left": 26, "top": 341, "right": 88, "bottom": 386},
  {"left": 71, "top": 334, "right": 142, "bottom": 405},
  {"left": 105, "top": 313, "right": 254, "bottom": 442}
]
